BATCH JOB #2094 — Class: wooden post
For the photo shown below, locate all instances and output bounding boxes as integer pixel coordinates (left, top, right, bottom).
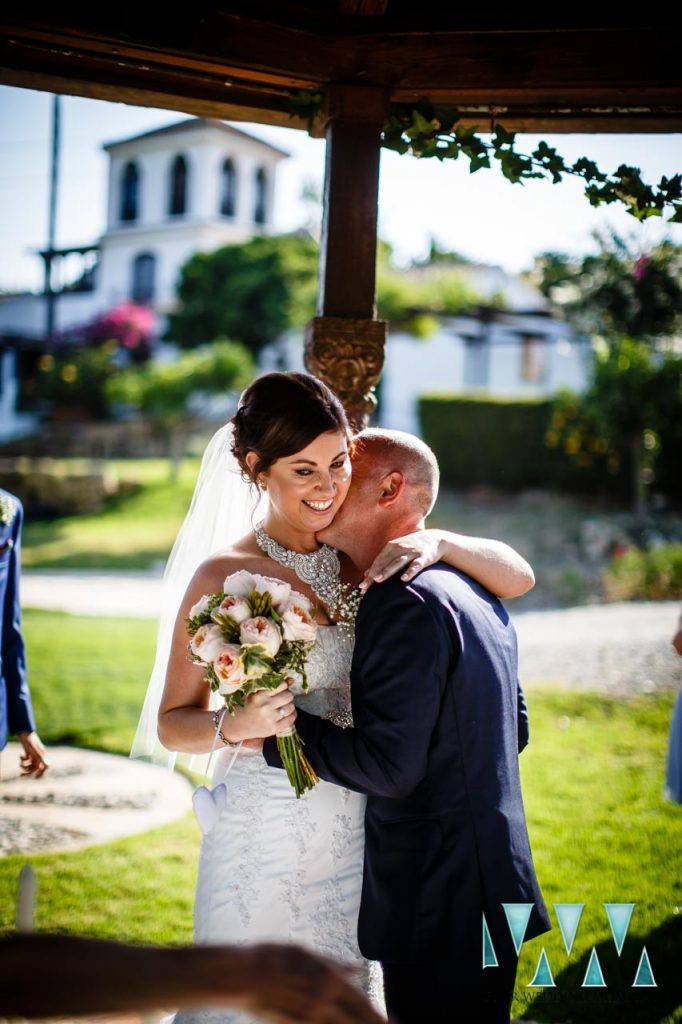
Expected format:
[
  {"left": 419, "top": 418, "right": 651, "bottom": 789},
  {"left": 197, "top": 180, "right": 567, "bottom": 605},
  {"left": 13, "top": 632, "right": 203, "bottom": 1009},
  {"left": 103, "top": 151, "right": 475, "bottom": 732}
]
[{"left": 305, "top": 86, "right": 388, "bottom": 429}]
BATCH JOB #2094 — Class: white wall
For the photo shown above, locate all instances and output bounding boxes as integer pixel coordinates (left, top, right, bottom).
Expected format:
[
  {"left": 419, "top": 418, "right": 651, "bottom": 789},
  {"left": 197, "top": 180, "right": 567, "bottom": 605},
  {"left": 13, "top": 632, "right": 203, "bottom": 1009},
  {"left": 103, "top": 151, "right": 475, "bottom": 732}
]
[{"left": 260, "top": 318, "right": 590, "bottom": 439}]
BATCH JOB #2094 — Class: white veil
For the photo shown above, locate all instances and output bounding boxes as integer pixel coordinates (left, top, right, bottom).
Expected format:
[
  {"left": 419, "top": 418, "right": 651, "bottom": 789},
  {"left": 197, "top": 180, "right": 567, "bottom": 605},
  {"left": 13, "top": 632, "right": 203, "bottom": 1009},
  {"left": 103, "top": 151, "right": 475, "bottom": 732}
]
[{"left": 130, "top": 421, "right": 267, "bottom": 777}]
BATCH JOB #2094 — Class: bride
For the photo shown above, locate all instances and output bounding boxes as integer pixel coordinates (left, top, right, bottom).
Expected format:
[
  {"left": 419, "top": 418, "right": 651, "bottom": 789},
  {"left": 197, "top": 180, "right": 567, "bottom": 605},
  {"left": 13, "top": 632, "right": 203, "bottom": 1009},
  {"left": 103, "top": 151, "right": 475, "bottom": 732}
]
[{"left": 132, "top": 371, "right": 534, "bottom": 1022}]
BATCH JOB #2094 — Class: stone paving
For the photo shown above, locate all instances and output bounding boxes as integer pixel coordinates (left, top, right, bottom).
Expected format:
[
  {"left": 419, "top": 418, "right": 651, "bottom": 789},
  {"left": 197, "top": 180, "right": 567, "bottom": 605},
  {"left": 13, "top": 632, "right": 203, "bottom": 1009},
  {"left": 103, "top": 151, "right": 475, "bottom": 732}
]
[{"left": 0, "top": 743, "right": 192, "bottom": 857}]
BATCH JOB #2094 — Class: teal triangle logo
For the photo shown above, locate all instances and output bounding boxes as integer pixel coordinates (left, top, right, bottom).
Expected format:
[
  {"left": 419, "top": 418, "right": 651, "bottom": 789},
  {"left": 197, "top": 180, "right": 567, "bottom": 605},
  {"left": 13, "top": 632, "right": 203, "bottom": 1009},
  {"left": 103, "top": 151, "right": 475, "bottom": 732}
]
[
  {"left": 527, "top": 947, "right": 555, "bottom": 987},
  {"left": 604, "top": 903, "right": 635, "bottom": 955},
  {"left": 502, "top": 903, "right": 533, "bottom": 954},
  {"left": 554, "top": 903, "right": 584, "bottom": 955},
  {"left": 633, "top": 947, "right": 657, "bottom": 988},
  {"left": 582, "top": 947, "right": 607, "bottom": 987},
  {"left": 482, "top": 913, "right": 498, "bottom": 968}
]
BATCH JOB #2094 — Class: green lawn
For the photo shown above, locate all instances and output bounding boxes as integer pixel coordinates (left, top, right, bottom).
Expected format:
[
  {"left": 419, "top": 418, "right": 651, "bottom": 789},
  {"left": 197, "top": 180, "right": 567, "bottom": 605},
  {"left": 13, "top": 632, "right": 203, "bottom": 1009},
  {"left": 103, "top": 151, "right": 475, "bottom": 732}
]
[
  {"left": 21, "top": 458, "right": 202, "bottom": 570},
  {"left": 0, "top": 609, "right": 680, "bottom": 1021}
]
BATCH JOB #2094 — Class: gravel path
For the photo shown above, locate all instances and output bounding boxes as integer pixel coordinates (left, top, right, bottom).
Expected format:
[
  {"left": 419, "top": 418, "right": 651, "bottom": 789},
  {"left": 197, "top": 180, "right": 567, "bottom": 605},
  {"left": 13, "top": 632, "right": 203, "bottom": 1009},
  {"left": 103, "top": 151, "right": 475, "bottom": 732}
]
[
  {"left": 22, "top": 570, "right": 681, "bottom": 694},
  {"left": 515, "top": 600, "right": 680, "bottom": 695}
]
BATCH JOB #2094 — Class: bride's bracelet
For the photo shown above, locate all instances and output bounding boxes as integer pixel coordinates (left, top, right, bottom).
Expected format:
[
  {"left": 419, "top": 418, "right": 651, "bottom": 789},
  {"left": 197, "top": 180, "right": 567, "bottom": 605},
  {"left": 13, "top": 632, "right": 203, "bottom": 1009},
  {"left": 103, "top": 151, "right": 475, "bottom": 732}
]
[{"left": 212, "top": 708, "right": 240, "bottom": 748}]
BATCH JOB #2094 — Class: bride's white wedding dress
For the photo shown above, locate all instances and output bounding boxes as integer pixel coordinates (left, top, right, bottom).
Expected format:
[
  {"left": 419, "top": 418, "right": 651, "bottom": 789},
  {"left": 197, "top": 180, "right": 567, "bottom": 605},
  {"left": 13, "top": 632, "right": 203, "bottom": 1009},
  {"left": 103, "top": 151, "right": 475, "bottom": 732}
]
[{"left": 173, "top": 623, "right": 384, "bottom": 1024}]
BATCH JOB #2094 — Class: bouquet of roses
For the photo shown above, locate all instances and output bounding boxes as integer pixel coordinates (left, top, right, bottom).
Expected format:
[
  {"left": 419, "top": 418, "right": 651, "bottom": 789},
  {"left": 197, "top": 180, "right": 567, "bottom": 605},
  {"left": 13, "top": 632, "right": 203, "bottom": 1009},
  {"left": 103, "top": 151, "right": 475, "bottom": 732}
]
[{"left": 186, "top": 569, "right": 320, "bottom": 798}]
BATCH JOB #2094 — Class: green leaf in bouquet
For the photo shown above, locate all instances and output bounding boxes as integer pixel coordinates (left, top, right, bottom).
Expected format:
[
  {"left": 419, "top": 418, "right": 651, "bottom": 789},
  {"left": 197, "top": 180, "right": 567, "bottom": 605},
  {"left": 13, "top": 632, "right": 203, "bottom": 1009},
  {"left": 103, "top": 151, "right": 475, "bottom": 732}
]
[
  {"left": 239, "top": 643, "right": 275, "bottom": 679},
  {"left": 245, "top": 671, "right": 287, "bottom": 694},
  {"left": 187, "top": 645, "right": 204, "bottom": 665},
  {"left": 206, "top": 663, "right": 221, "bottom": 692},
  {"left": 224, "top": 691, "right": 246, "bottom": 712},
  {"left": 185, "top": 592, "right": 225, "bottom": 634},
  {"left": 210, "top": 612, "right": 241, "bottom": 642}
]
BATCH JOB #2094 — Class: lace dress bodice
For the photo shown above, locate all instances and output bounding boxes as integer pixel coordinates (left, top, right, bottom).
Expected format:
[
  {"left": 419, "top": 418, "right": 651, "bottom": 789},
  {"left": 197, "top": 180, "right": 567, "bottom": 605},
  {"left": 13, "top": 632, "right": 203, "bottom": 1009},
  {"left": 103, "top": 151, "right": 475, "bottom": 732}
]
[{"left": 289, "top": 623, "right": 355, "bottom": 726}]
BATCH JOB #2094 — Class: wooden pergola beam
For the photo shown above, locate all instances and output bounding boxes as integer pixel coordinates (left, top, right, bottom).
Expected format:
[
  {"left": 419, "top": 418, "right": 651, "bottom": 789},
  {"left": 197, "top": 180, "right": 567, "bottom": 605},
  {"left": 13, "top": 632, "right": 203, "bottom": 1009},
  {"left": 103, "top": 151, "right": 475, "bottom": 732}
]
[{"left": 1, "top": 15, "right": 681, "bottom": 132}]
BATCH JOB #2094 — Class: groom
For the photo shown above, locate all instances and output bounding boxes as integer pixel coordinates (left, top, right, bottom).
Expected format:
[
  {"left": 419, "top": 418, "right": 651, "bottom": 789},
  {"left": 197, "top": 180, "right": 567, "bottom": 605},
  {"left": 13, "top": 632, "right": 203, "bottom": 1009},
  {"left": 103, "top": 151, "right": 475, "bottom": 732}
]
[{"left": 263, "top": 428, "right": 552, "bottom": 1023}]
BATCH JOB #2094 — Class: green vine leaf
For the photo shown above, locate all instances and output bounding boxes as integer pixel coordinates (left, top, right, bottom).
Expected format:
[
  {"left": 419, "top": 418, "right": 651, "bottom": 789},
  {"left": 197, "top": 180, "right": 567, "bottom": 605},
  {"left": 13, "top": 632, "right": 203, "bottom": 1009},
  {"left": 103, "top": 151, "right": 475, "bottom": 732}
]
[{"left": 287, "top": 89, "right": 682, "bottom": 222}]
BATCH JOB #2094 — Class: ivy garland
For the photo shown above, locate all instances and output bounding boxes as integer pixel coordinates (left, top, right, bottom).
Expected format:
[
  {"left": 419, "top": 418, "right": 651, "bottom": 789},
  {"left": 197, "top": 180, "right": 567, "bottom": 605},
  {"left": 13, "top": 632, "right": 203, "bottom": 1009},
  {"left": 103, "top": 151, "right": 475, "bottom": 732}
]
[{"left": 289, "top": 91, "right": 681, "bottom": 224}]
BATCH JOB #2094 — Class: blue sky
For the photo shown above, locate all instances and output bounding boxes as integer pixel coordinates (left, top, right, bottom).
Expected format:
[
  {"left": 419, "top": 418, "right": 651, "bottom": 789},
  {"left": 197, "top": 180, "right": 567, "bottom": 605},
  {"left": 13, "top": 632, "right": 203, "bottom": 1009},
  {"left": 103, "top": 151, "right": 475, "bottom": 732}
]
[{"left": 1, "top": 84, "right": 680, "bottom": 293}]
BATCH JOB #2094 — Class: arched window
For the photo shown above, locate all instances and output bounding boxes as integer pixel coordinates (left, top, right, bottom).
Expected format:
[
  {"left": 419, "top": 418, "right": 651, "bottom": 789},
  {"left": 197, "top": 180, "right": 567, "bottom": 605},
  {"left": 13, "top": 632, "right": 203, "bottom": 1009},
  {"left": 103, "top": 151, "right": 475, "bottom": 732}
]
[
  {"left": 253, "top": 167, "right": 267, "bottom": 225},
  {"left": 131, "top": 252, "right": 156, "bottom": 303},
  {"left": 220, "top": 158, "right": 238, "bottom": 217},
  {"left": 169, "top": 154, "right": 188, "bottom": 216},
  {"left": 120, "top": 161, "right": 139, "bottom": 222}
]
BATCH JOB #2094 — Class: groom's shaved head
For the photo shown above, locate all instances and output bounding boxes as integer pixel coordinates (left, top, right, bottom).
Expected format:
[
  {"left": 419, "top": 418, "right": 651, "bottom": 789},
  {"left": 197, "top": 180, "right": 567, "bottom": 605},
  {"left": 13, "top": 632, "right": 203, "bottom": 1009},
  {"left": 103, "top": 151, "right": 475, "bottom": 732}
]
[{"left": 353, "top": 428, "right": 439, "bottom": 517}]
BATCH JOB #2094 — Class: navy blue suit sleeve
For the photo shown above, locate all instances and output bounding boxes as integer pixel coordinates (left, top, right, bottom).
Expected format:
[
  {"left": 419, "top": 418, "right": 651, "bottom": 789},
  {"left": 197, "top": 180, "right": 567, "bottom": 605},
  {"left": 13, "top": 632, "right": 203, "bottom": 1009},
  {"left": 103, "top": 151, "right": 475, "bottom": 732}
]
[
  {"left": 517, "top": 679, "right": 529, "bottom": 753},
  {"left": 264, "top": 580, "right": 449, "bottom": 799},
  {"left": 2, "top": 499, "right": 36, "bottom": 737}
]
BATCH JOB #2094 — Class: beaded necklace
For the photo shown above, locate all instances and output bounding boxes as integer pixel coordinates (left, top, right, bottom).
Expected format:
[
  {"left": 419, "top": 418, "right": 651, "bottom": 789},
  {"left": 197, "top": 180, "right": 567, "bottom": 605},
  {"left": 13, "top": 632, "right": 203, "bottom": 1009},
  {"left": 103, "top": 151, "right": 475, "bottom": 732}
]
[{"left": 254, "top": 520, "right": 361, "bottom": 632}]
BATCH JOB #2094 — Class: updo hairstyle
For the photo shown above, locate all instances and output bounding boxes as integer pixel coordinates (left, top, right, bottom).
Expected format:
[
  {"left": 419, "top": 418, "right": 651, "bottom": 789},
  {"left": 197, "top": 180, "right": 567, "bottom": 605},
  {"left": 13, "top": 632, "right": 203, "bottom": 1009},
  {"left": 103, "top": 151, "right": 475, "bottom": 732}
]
[{"left": 231, "top": 372, "right": 352, "bottom": 485}]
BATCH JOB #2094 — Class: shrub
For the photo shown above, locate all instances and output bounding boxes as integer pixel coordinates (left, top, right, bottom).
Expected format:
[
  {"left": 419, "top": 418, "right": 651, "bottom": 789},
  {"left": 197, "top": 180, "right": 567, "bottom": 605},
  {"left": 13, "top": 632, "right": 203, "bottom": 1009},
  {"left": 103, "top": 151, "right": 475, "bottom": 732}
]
[
  {"left": 418, "top": 394, "right": 629, "bottom": 494},
  {"left": 30, "top": 345, "right": 120, "bottom": 420},
  {"left": 106, "top": 339, "right": 254, "bottom": 420},
  {"left": 603, "top": 543, "right": 682, "bottom": 600}
]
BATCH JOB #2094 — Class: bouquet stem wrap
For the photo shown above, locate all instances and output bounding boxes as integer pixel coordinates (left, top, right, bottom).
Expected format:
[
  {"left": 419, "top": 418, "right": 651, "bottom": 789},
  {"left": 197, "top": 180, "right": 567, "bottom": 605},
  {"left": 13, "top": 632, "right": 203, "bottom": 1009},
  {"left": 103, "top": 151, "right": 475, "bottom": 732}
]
[{"left": 277, "top": 724, "right": 319, "bottom": 798}]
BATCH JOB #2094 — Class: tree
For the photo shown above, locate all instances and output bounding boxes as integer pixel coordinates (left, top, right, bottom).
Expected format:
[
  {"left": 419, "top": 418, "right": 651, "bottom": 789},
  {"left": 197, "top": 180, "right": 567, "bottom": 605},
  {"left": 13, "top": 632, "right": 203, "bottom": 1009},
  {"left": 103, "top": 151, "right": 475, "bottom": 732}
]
[
  {"left": 532, "top": 228, "right": 682, "bottom": 340},
  {"left": 538, "top": 231, "right": 682, "bottom": 514},
  {"left": 164, "top": 234, "right": 319, "bottom": 357}
]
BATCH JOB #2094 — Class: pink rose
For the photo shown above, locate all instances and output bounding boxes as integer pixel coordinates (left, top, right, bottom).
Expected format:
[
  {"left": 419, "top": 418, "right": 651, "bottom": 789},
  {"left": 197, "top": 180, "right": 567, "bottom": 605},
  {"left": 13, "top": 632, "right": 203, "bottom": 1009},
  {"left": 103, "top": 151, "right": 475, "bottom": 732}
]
[
  {"left": 280, "top": 600, "right": 318, "bottom": 643},
  {"left": 239, "top": 616, "right": 282, "bottom": 658},
  {"left": 190, "top": 624, "right": 228, "bottom": 663},
  {"left": 213, "top": 645, "right": 247, "bottom": 694},
  {"left": 211, "top": 594, "right": 251, "bottom": 625}
]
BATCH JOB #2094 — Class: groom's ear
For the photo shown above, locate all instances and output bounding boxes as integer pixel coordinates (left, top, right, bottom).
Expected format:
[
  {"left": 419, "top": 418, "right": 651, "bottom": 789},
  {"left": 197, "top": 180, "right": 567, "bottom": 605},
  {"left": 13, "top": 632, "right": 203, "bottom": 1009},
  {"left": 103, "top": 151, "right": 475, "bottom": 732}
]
[{"left": 378, "top": 470, "right": 405, "bottom": 507}]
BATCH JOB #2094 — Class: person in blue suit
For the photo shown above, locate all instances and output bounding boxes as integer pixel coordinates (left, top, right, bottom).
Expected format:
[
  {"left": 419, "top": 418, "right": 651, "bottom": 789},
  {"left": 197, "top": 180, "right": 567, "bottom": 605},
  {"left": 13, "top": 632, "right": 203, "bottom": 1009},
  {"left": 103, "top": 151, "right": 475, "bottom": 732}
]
[
  {"left": 263, "top": 428, "right": 552, "bottom": 1024},
  {"left": 0, "top": 488, "right": 49, "bottom": 777}
]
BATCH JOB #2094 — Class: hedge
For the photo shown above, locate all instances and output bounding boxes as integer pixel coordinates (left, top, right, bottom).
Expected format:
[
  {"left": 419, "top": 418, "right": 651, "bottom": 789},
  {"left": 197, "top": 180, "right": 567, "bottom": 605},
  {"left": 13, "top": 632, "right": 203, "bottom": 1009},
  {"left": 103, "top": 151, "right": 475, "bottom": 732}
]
[{"left": 418, "top": 395, "right": 629, "bottom": 494}]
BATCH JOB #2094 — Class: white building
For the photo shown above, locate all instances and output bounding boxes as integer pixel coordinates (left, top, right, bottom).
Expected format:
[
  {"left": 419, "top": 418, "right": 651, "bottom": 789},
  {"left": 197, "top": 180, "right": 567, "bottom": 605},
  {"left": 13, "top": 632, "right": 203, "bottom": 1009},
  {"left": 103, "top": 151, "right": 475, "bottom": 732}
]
[
  {"left": 0, "top": 116, "right": 288, "bottom": 439},
  {"left": 262, "top": 263, "right": 590, "bottom": 434},
  {"left": 0, "top": 117, "right": 288, "bottom": 340}
]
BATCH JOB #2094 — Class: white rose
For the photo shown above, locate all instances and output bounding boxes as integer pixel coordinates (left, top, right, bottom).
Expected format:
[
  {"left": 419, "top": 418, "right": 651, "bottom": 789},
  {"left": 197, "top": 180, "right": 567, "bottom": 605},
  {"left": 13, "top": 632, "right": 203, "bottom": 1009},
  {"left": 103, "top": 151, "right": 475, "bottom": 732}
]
[
  {"left": 190, "top": 624, "right": 228, "bottom": 663},
  {"left": 284, "top": 669, "right": 305, "bottom": 692},
  {"left": 252, "top": 574, "right": 292, "bottom": 611},
  {"left": 239, "top": 616, "right": 282, "bottom": 658},
  {"left": 213, "top": 645, "right": 247, "bottom": 694},
  {"left": 289, "top": 589, "right": 313, "bottom": 613},
  {"left": 280, "top": 599, "right": 318, "bottom": 643},
  {"left": 223, "top": 570, "right": 256, "bottom": 598},
  {"left": 188, "top": 594, "right": 212, "bottom": 620},
  {"left": 211, "top": 594, "right": 251, "bottom": 625}
]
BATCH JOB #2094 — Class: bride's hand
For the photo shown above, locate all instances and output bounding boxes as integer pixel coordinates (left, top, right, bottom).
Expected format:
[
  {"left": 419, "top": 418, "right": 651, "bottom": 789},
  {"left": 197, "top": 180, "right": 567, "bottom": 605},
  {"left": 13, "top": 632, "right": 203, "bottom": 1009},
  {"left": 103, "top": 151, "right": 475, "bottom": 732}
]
[
  {"left": 224, "top": 682, "right": 297, "bottom": 742},
  {"left": 360, "top": 529, "right": 444, "bottom": 592}
]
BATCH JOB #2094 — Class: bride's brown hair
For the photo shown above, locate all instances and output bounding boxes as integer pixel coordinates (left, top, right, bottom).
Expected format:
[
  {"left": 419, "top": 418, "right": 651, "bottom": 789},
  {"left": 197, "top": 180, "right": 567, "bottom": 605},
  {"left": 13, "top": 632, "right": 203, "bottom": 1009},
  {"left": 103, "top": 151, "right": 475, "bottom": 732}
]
[{"left": 231, "top": 372, "right": 352, "bottom": 483}]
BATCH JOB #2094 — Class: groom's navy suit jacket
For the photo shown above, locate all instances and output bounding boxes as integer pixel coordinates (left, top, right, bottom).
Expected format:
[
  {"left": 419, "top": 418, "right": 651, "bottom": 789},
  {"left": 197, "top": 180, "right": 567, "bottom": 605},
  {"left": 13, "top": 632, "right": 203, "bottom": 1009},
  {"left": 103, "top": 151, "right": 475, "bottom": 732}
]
[
  {"left": 0, "top": 489, "right": 36, "bottom": 751},
  {"left": 264, "top": 562, "right": 552, "bottom": 963}
]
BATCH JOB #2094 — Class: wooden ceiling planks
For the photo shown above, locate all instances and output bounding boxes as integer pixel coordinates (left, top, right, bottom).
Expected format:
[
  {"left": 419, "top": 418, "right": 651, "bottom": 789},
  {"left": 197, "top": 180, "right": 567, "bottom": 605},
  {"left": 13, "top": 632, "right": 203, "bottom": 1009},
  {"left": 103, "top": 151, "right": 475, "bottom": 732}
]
[{"left": 0, "top": 9, "right": 680, "bottom": 131}]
